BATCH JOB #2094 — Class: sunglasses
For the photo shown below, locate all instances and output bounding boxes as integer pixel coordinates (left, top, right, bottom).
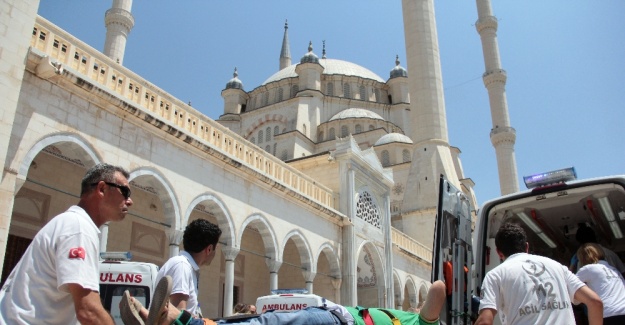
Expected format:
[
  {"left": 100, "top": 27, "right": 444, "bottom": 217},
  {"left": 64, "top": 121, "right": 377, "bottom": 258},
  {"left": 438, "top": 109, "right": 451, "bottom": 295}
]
[{"left": 92, "top": 181, "right": 131, "bottom": 199}]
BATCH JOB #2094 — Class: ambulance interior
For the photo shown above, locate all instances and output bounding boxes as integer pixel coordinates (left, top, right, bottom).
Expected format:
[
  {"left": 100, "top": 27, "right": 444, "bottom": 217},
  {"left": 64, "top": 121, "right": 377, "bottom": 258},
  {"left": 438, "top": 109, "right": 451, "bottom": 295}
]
[{"left": 482, "top": 182, "right": 625, "bottom": 274}]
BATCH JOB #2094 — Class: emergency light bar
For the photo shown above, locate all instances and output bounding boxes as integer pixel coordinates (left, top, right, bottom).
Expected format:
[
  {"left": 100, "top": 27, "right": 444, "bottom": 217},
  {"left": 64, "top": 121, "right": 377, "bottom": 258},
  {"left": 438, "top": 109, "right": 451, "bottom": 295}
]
[
  {"left": 270, "top": 289, "right": 308, "bottom": 295},
  {"left": 100, "top": 251, "right": 132, "bottom": 261},
  {"left": 523, "top": 167, "right": 577, "bottom": 189}
]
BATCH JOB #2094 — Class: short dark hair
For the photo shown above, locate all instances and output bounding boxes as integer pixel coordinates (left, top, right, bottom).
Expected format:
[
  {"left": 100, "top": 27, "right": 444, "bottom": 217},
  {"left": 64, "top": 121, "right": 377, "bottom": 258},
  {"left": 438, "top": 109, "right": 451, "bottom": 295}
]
[
  {"left": 495, "top": 223, "right": 527, "bottom": 257},
  {"left": 183, "top": 219, "right": 222, "bottom": 253},
  {"left": 81, "top": 163, "right": 130, "bottom": 195}
]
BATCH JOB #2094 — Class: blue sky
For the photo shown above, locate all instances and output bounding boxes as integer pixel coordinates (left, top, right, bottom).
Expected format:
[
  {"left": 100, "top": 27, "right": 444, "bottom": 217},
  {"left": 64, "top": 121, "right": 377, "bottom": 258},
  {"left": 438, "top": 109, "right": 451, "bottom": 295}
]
[{"left": 37, "top": 1, "right": 625, "bottom": 207}]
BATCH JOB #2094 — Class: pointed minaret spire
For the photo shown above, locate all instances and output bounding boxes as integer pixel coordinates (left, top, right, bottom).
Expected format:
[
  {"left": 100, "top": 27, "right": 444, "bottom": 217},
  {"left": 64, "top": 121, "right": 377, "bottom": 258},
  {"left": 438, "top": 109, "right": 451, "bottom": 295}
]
[
  {"left": 279, "top": 20, "right": 291, "bottom": 70},
  {"left": 322, "top": 40, "right": 326, "bottom": 59},
  {"left": 104, "top": 0, "right": 135, "bottom": 65},
  {"left": 475, "top": 0, "right": 519, "bottom": 195}
]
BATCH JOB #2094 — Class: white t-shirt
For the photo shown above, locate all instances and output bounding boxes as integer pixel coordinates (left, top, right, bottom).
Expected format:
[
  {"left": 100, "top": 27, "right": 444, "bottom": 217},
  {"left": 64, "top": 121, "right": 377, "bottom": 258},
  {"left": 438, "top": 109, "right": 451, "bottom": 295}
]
[
  {"left": 577, "top": 260, "right": 625, "bottom": 318},
  {"left": 156, "top": 251, "right": 201, "bottom": 316},
  {"left": 0, "top": 206, "right": 100, "bottom": 325},
  {"left": 479, "top": 253, "right": 585, "bottom": 325}
]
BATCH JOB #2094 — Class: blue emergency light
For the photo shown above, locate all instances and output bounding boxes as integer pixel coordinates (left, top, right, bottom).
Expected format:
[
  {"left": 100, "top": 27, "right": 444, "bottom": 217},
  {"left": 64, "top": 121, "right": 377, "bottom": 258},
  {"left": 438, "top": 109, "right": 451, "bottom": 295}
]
[{"left": 523, "top": 167, "right": 577, "bottom": 189}]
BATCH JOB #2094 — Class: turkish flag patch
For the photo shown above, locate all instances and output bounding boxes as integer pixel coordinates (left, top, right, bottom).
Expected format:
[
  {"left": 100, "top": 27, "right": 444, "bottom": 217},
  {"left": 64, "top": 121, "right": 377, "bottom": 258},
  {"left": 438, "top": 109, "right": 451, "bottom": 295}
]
[{"left": 68, "top": 247, "right": 86, "bottom": 260}]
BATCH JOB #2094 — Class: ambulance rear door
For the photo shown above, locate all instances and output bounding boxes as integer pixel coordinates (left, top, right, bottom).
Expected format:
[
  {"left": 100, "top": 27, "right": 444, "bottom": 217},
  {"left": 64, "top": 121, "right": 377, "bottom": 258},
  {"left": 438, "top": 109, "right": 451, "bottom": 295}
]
[{"left": 432, "top": 176, "right": 474, "bottom": 325}]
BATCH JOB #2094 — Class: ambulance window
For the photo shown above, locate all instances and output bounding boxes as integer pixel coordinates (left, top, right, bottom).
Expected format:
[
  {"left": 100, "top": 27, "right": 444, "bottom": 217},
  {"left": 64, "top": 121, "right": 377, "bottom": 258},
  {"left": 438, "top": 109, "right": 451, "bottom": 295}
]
[{"left": 100, "top": 284, "right": 150, "bottom": 324}]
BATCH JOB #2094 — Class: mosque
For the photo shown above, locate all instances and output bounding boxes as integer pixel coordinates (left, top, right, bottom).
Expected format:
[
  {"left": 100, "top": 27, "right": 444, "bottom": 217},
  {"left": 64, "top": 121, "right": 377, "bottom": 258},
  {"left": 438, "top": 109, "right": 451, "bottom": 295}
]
[{"left": 0, "top": 0, "right": 518, "bottom": 319}]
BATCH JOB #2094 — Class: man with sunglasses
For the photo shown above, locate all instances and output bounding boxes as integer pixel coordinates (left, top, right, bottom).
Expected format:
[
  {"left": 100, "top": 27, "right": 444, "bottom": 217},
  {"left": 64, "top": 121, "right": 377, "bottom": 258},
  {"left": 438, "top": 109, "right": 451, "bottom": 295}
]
[{"left": 0, "top": 163, "right": 133, "bottom": 324}]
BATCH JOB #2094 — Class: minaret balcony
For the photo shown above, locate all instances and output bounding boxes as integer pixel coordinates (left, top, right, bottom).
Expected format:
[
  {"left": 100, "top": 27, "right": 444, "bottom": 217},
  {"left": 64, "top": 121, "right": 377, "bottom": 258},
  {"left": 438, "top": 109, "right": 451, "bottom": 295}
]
[
  {"left": 475, "top": 15, "right": 498, "bottom": 33},
  {"left": 490, "top": 126, "right": 516, "bottom": 145},
  {"left": 482, "top": 69, "right": 507, "bottom": 86},
  {"left": 105, "top": 8, "right": 135, "bottom": 30}
]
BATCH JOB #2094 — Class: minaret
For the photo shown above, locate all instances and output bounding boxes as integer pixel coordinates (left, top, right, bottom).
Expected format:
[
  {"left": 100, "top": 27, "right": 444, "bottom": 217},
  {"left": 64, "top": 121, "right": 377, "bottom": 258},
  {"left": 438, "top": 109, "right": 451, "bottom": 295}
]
[
  {"left": 400, "top": 0, "right": 460, "bottom": 243},
  {"left": 279, "top": 20, "right": 291, "bottom": 70},
  {"left": 104, "top": 0, "right": 134, "bottom": 65},
  {"left": 475, "top": 0, "right": 519, "bottom": 195}
]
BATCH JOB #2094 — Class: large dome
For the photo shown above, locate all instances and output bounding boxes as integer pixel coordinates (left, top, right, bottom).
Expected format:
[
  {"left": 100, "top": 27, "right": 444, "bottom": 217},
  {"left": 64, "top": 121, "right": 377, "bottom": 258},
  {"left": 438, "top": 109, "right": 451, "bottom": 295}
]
[
  {"left": 374, "top": 133, "right": 413, "bottom": 146},
  {"left": 329, "top": 108, "right": 384, "bottom": 122},
  {"left": 262, "top": 58, "right": 385, "bottom": 85}
]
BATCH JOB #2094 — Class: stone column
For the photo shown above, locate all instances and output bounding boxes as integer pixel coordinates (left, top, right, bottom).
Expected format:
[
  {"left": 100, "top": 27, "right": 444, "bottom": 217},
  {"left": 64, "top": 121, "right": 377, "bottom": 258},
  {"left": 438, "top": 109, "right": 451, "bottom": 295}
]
[
  {"left": 0, "top": 0, "right": 41, "bottom": 272},
  {"left": 265, "top": 259, "right": 282, "bottom": 292},
  {"left": 395, "top": 295, "right": 404, "bottom": 310},
  {"left": 168, "top": 229, "right": 183, "bottom": 257},
  {"left": 340, "top": 166, "right": 357, "bottom": 306},
  {"left": 221, "top": 246, "right": 239, "bottom": 317},
  {"left": 99, "top": 223, "right": 110, "bottom": 252},
  {"left": 383, "top": 192, "right": 394, "bottom": 308},
  {"left": 302, "top": 270, "right": 316, "bottom": 294}
]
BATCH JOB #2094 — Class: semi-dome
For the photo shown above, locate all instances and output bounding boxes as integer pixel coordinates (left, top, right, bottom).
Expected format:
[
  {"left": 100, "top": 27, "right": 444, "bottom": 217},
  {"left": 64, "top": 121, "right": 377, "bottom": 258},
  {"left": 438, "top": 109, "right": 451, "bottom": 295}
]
[
  {"left": 374, "top": 133, "right": 413, "bottom": 146},
  {"left": 329, "top": 108, "right": 384, "bottom": 122},
  {"left": 263, "top": 59, "right": 385, "bottom": 85},
  {"left": 389, "top": 55, "right": 408, "bottom": 79},
  {"left": 225, "top": 68, "right": 243, "bottom": 90}
]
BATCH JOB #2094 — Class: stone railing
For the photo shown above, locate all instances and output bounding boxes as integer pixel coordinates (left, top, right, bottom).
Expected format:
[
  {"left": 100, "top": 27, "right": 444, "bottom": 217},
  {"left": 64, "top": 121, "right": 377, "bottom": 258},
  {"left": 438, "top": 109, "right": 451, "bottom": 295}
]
[
  {"left": 392, "top": 228, "right": 432, "bottom": 264},
  {"left": 30, "top": 16, "right": 337, "bottom": 210}
]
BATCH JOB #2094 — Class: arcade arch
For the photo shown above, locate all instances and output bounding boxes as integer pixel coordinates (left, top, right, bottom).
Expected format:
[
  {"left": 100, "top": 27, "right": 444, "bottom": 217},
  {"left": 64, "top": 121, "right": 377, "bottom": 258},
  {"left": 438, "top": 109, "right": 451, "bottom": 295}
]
[{"left": 356, "top": 241, "right": 385, "bottom": 307}]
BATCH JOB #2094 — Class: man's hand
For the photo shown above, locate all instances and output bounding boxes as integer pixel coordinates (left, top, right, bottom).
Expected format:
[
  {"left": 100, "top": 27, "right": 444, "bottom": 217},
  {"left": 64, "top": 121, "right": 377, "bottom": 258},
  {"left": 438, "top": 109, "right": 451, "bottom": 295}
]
[{"left": 68, "top": 283, "right": 115, "bottom": 325}]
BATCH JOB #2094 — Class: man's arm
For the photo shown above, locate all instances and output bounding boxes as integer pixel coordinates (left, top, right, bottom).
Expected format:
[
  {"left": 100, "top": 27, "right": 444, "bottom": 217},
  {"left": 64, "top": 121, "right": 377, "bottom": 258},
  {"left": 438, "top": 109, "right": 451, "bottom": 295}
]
[
  {"left": 474, "top": 308, "right": 496, "bottom": 325},
  {"left": 573, "top": 285, "right": 603, "bottom": 325},
  {"left": 169, "top": 293, "right": 189, "bottom": 311},
  {"left": 68, "top": 283, "right": 115, "bottom": 325}
]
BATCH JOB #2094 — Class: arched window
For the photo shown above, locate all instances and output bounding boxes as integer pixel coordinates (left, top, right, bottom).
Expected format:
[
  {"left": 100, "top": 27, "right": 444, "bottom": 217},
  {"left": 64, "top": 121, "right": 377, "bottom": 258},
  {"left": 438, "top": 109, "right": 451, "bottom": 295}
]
[
  {"left": 266, "top": 127, "right": 271, "bottom": 141},
  {"left": 273, "top": 126, "right": 279, "bottom": 136},
  {"left": 355, "top": 124, "right": 362, "bottom": 134},
  {"left": 281, "top": 150, "right": 288, "bottom": 161},
  {"left": 369, "top": 125, "right": 375, "bottom": 131},
  {"left": 273, "top": 143, "right": 277, "bottom": 155},
  {"left": 382, "top": 150, "right": 390, "bottom": 167},
  {"left": 356, "top": 191, "right": 381, "bottom": 228},
  {"left": 258, "top": 130, "right": 264, "bottom": 143},
  {"left": 278, "top": 88, "right": 284, "bottom": 102},
  {"left": 318, "top": 131, "right": 324, "bottom": 141},
  {"left": 343, "top": 83, "right": 351, "bottom": 99},
  {"left": 291, "top": 85, "right": 299, "bottom": 98},
  {"left": 265, "top": 145, "right": 270, "bottom": 152},
  {"left": 303, "top": 124, "right": 307, "bottom": 136},
  {"left": 374, "top": 89, "right": 381, "bottom": 103},
  {"left": 402, "top": 149, "right": 411, "bottom": 162},
  {"left": 250, "top": 137, "right": 255, "bottom": 144},
  {"left": 329, "top": 128, "right": 336, "bottom": 139},
  {"left": 341, "top": 125, "right": 349, "bottom": 137},
  {"left": 326, "top": 82, "right": 334, "bottom": 96},
  {"left": 359, "top": 85, "right": 366, "bottom": 100}
]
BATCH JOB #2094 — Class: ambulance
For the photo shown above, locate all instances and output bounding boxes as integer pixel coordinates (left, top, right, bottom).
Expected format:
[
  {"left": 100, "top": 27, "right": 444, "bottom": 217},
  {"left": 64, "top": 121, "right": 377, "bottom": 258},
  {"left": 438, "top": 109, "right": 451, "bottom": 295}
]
[
  {"left": 434, "top": 168, "right": 625, "bottom": 325},
  {"left": 99, "top": 252, "right": 159, "bottom": 325},
  {"left": 255, "top": 289, "right": 327, "bottom": 313}
]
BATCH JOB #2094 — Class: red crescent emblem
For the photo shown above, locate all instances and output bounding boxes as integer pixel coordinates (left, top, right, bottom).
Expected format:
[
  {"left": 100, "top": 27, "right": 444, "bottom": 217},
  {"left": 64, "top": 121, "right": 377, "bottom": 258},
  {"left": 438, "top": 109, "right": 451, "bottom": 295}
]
[{"left": 68, "top": 247, "right": 86, "bottom": 260}]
